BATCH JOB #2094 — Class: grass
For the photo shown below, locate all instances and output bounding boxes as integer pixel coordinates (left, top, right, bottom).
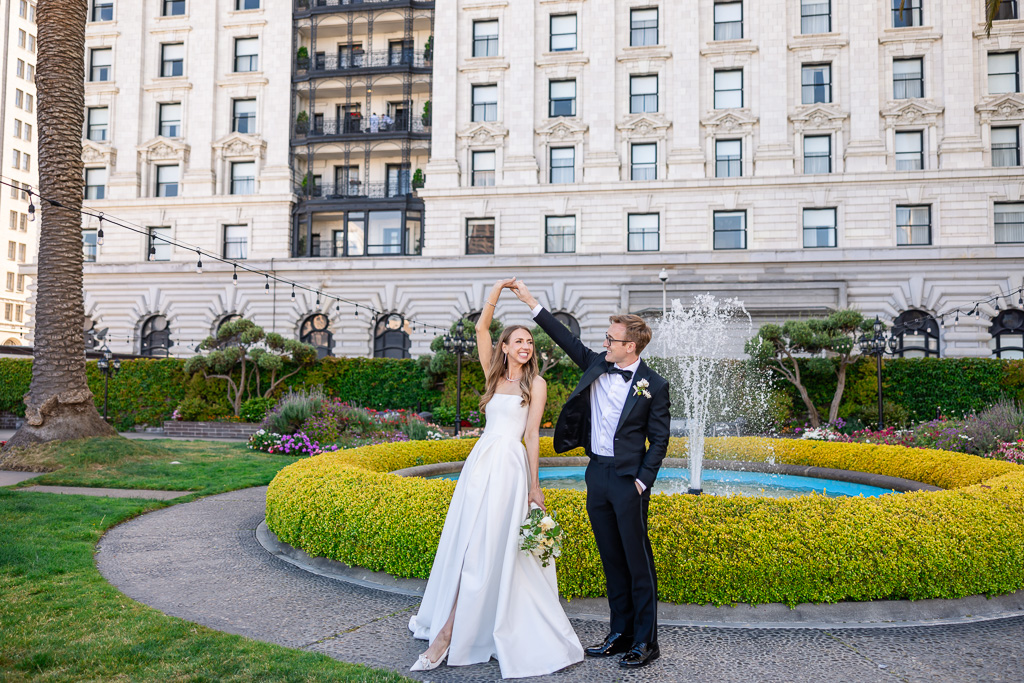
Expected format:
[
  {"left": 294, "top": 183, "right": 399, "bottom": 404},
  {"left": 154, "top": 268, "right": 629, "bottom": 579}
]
[{"left": 0, "top": 436, "right": 411, "bottom": 682}]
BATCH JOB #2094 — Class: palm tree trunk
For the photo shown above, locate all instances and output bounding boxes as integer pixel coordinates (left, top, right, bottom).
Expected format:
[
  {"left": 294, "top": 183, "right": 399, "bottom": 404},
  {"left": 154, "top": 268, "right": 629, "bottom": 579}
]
[{"left": 6, "top": 0, "right": 115, "bottom": 448}]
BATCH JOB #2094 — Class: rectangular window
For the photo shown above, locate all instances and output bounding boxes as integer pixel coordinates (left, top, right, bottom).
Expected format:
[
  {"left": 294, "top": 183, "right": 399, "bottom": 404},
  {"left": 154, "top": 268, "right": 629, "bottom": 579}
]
[
  {"left": 803, "top": 135, "right": 831, "bottom": 173},
  {"left": 386, "top": 164, "right": 411, "bottom": 197},
  {"left": 893, "top": 58, "right": 923, "bottom": 99},
  {"left": 405, "top": 211, "right": 422, "bottom": 256},
  {"left": 13, "top": 120, "right": 21, "bottom": 139},
  {"left": 234, "top": 37, "right": 258, "bottom": 73},
  {"left": 996, "top": 0, "right": 1018, "bottom": 20},
  {"left": 159, "top": 102, "right": 181, "bottom": 138},
  {"left": 6, "top": 241, "right": 14, "bottom": 259},
  {"left": 892, "top": 0, "right": 922, "bottom": 27},
  {"left": 23, "top": 123, "right": 31, "bottom": 142},
  {"left": 714, "top": 69, "right": 743, "bottom": 108},
  {"left": 163, "top": 0, "right": 185, "bottom": 16},
  {"left": 472, "top": 84, "right": 497, "bottom": 122},
  {"left": 83, "top": 229, "right": 97, "bottom": 262},
  {"left": 156, "top": 165, "right": 179, "bottom": 197},
  {"left": 895, "top": 130, "right": 924, "bottom": 170},
  {"left": 16, "top": 59, "right": 23, "bottom": 78},
  {"left": 233, "top": 98, "right": 256, "bottom": 133},
  {"left": 4, "top": 272, "right": 13, "bottom": 290},
  {"left": 3, "top": 303, "right": 10, "bottom": 321},
  {"left": 26, "top": 64, "right": 34, "bottom": 82},
  {"left": 148, "top": 227, "right": 171, "bottom": 261},
  {"left": 8, "top": 211, "right": 15, "bottom": 229},
  {"left": 466, "top": 218, "right": 495, "bottom": 254},
  {"left": 90, "top": 47, "right": 112, "bottom": 81},
  {"left": 550, "top": 14, "right": 577, "bottom": 52},
  {"left": 236, "top": 0, "right": 260, "bottom": 9},
  {"left": 714, "top": 210, "right": 747, "bottom": 250},
  {"left": 472, "top": 150, "right": 495, "bottom": 187},
  {"left": 27, "top": 35, "right": 35, "bottom": 53},
  {"left": 715, "top": 139, "right": 742, "bottom": 178},
  {"left": 11, "top": 150, "right": 19, "bottom": 168},
  {"left": 473, "top": 20, "right": 498, "bottom": 57},
  {"left": 17, "top": 30, "right": 25, "bottom": 49},
  {"left": 18, "top": 0, "right": 24, "bottom": 18},
  {"left": 14, "top": 305, "right": 22, "bottom": 322},
  {"left": 91, "top": 0, "right": 113, "bottom": 21},
  {"left": 24, "top": 94, "right": 32, "bottom": 113},
  {"left": 801, "top": 63, "right": 832, "bottom": 104},
  {"left": 23, "top": 153, "right": 30, "bottom": 172},
  {"left": 87, "top": 107, "right": 108, "bottom": 141},
  {"left": 14, "top": 89, "right": 22, "bottom": 108},
  {"left": 896, "top": 205, "right": 931, "bottom": 245},
  {"left": 630, "top": 75, "right": 658, "bottom": 113},
  {"left": 161, "top": 43, "right": 184, "bottom": 78},
  {"left": 630, "top": 8, "right": 658, "bottom": 46},
  {"left": 627, "top": 213, "right": 659, "bottom": 251},
  {"left": 231, "top": 161, "right": 255, "bottom": 195},
  {"left": 550, "top": 147, "right": 574, "bottom": 183},
  {"left": 84, "top": 167, "right": 106, "bottom": 200},
  {"left": 631, "top": 143, "right": 657, "bottom": 180},
  {"left": 989, "top": 52, "right": 1020, "bottom": 94},
  {"left": 223, "top": 225, "right": 247, "bottom": 259},
  {"left": 545, "top": 216, "right": 576, "bottom": 253},
  {"left": 995, "top": 203, "right": 1024, "bottom": 243},
  {"left": 549, "top": 79, "right": 576, "bottom": 117},
  {"left": 17, "top": 244, "right": 25, "bottom": 262},
  {"left": 803, "top": 208, "right": 837, "bottom": 248},
  {"left": 16, "top": 274, "right": 24, "bottom": 292},
  {"left": 713, "top": 1, "right": 743, "bottom": 40},
  {"left": 19, "top": 213, "right": 26, "bottom": 231},
  {"left": 992, "top": 126, "right": 1021, "bottom": 167}
]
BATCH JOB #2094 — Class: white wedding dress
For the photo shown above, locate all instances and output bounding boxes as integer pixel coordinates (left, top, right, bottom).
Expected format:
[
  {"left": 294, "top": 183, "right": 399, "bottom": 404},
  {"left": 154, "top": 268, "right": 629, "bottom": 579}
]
[{"left": 408, "top": 393, "right": 584, "bottom": 679}]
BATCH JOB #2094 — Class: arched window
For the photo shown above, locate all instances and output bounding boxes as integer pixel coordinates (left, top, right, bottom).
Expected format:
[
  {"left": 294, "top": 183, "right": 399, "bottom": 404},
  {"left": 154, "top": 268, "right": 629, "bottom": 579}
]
[
  {"left": 893, "top": 309, "right": 939, "bottom": 358},
  {"left": 374, "top": 312, "right": 411, "bottom": 359},
  {"left": 990, "top": 309, "right": 1024, "bottom": 359},
  {"left": 3, "top": 337, "right": 20, "bottom": 346},
  {"left": 299, "top": 313, "right": 333, "bottom": 358},
  {"left": 553, "top": 311, "right": 580, "bottom": 337},
  {"left": 216, "top": 314, "right": 242, "bottom": 333},
  {"left": 140, "top": 315, "right": 172, "bottom": 357},
  {"left": 465, "top": 310, "right": 482, "bottom": 324}
]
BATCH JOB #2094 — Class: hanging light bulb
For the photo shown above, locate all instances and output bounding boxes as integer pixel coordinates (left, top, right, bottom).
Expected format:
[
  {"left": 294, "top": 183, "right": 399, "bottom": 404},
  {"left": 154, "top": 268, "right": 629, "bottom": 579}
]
[
  {"left": 316, "top": 292, "right": 320, "bottom": 306},
  {"left": 148, "top": 244, "right": 157, "bottom": 261},
  {"left": 27, "top": 195, "right": 35, "bottom": 222},
  {"left": 291, "top": 284, "right": 296, "bottom": 299},
  {"left": 265, "top": 274, "right": 270, "bottom": 291},
  {"left": 195, "top": 251, "right": 203, "bottom": 274},
  {"left": 232, "top": 265, "right": 238, "bottom": 286},
  {"left": 994, "top": 297, "right": 1001, "bottom": 312},
  {"left": 954, "top": 311, "right": 959, "bottom": 325},
  {"left": 1018, "top": 290, "right": 1023, "bottom": 307},
  {"left": 97, "top": 215, "right": 105, "bottom": 246}
]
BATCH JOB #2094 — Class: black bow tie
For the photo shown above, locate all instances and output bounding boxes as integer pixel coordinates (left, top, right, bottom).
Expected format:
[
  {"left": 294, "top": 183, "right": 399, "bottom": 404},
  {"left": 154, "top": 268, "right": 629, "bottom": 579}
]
[{"left": 606, "top": 365, "right": 633, "bottom": 382}]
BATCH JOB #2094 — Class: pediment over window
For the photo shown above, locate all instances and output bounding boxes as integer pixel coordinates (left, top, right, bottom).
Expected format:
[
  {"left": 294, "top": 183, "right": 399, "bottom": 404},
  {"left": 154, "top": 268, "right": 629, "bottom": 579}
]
[
  {"left": 880, "top": 100, "right": 943, "bottom": 125},
  {"left": 976, "top": 94, "right": 1024, "bottom": 123},
  {"left": 82, "top": 140, "right": 116, "bottom": 166},
  {"left": 213, "top": 132, "right": 266, "bottom": 160},
  {"left": 789, "top": 104, "right": 848, "bottom": 132},
  {"left": 536, "top": 118, "right": 589, "bottom": 141},
  {"left": 700, "top": 109, "right": 758, "bottom": 132},
  {"left": 616, "top": 113, "right": 670, "bottom": 136},
  {"left": 138, "top": 136, "right": 190, "bottom": 164},
  {"left": 457, "top": 122, "right": 509, "bottom": 145}
]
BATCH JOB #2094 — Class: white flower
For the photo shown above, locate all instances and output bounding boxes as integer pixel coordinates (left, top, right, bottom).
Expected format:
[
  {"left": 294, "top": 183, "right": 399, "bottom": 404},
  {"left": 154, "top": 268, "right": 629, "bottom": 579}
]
[{"left": 539, "top": 516, "right": 555, "bottom": 531}]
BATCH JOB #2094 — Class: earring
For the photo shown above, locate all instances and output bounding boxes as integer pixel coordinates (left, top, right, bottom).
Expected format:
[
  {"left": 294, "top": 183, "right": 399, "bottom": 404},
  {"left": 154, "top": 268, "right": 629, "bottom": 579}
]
[{"left": 503, "top": 352, "right": 508, "bottom": 365}]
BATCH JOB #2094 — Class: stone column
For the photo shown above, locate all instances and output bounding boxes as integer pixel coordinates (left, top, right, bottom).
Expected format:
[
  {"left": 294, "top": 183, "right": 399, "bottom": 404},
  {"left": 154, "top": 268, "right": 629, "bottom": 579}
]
[
  {"left": 665, "top": 0, "right": 704, "bottom": 178},
  {"left": 752, "top": 0, "right": 793, "bottom": 175},
  {"left": 107, "top": 0, "right": 145, "bottom": 199},
  {"left": 500, "top": 0, "right": 538, "bottom": 184},
  {"left": 182, "top": 0, "right": 217, "bottom": 196},
  {"left": 582, "top": 0, "right": 620, "bottom": 181},
  {"left": 937, "top": 0, "right": 984, "bottom": 168},
  {"left": 844, "top": 2, "right": 886, "bottom": 171}
]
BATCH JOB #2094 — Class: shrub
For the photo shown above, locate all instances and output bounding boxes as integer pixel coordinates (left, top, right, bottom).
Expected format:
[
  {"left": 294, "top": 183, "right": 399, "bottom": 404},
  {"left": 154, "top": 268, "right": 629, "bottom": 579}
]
[
  {"left": 959, "top": 399, "right": 1024, "bottom": 456},
  {"left": 239, "top": 397, "right": 276, "bottom": 423},
  {"left": 174, "top": 396, "right": 230, "bottom": 422},
  {"left": 263, "top": 388, "right": 325, "bottom": 435},
  {"left": 266, "top": 437, "right": 1024, "bottom": 607}
]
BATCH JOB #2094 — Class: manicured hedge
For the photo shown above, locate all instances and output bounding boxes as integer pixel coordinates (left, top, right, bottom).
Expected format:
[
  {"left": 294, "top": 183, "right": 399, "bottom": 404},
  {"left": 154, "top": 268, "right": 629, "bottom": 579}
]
[{"left": 265, "top": 437, "right": 1024, "bottom": 607}]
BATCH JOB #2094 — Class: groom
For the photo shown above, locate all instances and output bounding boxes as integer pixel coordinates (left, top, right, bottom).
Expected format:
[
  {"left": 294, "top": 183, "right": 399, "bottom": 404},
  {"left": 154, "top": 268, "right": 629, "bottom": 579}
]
[{"left": 512, "top": 281, "right": 670, "bottom": 669}]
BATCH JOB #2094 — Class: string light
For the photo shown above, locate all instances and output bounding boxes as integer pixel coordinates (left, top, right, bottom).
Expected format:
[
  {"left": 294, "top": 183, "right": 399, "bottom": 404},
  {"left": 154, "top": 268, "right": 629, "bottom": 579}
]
[
  {"left": 265, "top": 274, "right": 270, "bottom": 291},
  {"left": 291, "top": 284, "right": 295, "bottom": 299},
  {"left": 27, "top": 193, "right": 35, "bottom": 222},
  {"left": 96, "top": 214, "right": 104, "bottom": 246},
  {"left": 232, "top": 264, "right": 238, "bottom": 286},
  {"left": 195, "top": 251, "right": 203, "bottom": 274}
]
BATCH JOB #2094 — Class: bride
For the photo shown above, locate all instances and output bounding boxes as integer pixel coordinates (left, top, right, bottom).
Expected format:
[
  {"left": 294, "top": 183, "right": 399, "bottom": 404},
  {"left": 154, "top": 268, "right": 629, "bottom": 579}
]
[{"left": 408, "top": 279, "right": 584, "bottom": 678}]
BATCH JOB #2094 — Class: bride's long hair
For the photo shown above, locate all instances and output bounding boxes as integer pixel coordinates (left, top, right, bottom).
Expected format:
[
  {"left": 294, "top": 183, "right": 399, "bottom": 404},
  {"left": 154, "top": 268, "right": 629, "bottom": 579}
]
[{"left": 479, "top": 325, "right": 539, "bottom": 412}]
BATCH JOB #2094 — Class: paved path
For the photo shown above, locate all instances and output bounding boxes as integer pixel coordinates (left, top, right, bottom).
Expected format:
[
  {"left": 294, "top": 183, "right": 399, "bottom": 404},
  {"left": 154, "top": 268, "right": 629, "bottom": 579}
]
[
  {"left": 0, "top": 428, "right": 246, "bottom": 443},
  {"left": 96, "top": 487, "right": 1024, "bottom": 682},
  {"left": 18, "top": 484, "right": 192, "bottom": 500}
]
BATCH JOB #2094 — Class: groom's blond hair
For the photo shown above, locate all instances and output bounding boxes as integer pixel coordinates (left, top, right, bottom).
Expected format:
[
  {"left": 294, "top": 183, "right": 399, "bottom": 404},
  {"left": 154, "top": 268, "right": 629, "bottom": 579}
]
[{"left": 609, "top": 314, "right": 652, "bottom": 354}]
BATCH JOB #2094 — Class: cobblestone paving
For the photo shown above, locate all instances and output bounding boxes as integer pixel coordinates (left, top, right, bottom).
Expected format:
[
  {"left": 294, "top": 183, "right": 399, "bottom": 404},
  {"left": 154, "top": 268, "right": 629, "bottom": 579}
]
[{"left": 96, "top": 488, "right": 1024, "bottom": 682}]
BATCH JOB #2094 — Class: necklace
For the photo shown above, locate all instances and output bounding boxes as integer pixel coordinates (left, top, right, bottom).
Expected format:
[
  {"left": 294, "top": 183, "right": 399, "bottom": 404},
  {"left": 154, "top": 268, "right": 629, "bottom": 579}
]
[{"left": 505, "top": 370, "right": 521, "bottom": 383}]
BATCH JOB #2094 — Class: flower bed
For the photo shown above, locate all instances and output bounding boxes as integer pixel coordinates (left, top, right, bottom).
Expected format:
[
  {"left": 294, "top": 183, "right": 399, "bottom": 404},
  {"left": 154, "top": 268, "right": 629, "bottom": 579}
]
[{"left": 265, "top": 437, "right": 1024, "bottom": 607}]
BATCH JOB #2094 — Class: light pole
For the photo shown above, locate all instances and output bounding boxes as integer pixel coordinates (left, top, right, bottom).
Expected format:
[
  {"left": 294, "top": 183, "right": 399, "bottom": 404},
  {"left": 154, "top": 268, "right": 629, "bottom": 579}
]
[
  {"left": 856, "top": 317, "right": 898, "bottom": 430},
  {"left": 443, "top": 319, "right": 477, "bottom": 437},
  {"left": 96, "top": 344, "right": 121, "bottom": 423},
  {"left": 658, "top": 268, "right": 669, "bottom": 316}
]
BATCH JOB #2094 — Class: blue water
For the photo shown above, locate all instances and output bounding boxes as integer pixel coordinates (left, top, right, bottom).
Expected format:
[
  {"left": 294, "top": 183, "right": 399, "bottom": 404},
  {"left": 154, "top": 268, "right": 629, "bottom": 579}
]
[{"left": 429, "top": 466, "right": 899, "bottom": 499}]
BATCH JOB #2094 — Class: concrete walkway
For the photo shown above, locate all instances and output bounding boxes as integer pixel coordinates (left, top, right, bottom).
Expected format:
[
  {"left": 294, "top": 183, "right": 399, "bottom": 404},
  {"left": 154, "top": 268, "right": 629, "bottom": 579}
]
[
  {"left": 95, "top": 487, "right": 1024, "bottom": 682},
  {"left": 0, "top": 428, "right": 247, "bottom": 443}
]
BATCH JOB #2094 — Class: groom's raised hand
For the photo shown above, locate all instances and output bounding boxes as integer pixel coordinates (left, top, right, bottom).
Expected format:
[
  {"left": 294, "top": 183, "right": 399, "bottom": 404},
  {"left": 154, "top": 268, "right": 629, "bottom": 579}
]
[{"left": 510, "top": 279, "right": 539, "bottom": 309}]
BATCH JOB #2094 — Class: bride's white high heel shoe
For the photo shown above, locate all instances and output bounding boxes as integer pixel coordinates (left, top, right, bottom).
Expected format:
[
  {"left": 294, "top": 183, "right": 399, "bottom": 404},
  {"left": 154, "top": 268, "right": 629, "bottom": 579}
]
[{"left": 410, "top": 646, "right": 449, "bottom": 671}]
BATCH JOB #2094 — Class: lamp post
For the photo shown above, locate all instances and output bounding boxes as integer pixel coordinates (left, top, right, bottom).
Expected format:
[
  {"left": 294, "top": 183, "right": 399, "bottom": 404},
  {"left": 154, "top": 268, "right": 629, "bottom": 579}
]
[
  {"left": 96, "top": 344, "right": 121, "bottom": 423},
  {"left": 856, "top": 317, "right": 899, "bottom": 430},
  {"left": 443, "top": 319, "right": 477, "bottom": 437},
  {"left": 658, "top": 268, "right": 669, "bottom": 316}
]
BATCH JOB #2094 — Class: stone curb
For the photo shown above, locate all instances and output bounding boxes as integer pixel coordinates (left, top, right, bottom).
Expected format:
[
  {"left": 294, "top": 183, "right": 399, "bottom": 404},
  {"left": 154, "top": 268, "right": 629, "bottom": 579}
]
[{"left": 257, "top": 520, "right": 1024, "bottom": 629}]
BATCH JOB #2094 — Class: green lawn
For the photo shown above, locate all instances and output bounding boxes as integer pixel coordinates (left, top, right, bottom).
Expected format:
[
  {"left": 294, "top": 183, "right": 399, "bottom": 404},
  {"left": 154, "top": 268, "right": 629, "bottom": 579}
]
[{"left": 0, "top": 437, "right": 410, "bottom": 682}]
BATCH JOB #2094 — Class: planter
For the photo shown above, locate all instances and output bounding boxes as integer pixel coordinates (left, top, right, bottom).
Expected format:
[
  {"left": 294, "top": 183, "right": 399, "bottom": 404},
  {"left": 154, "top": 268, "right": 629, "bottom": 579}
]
[{"left": 163, "top": 420, "right": 261, "bottom": 440}]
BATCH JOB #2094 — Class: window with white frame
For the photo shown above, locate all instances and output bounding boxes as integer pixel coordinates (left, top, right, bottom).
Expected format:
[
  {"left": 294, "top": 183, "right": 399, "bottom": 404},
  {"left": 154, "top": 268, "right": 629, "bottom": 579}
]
[
  {"left": 630, "top": 75, "right": 658, "bottom": 113},
  {"left": 630, "top": 8, "right": 658, "bottom": 46},
  {"left": 84, "top": 168, "right": 106, "bottom": 200},
  {"left": 714, "top": 210, "right": 746, "bottom": 249},
  {"left": 995, "top": 0, "right": 1018, "bottom": 20},
  {"left": 896, "top": 205, "right": 931, "bottom": 245},
  {"left": 550, "top": 14, "right": 577, "bottom": 51},
  {"left": 714, "top": 69, "right": 743, "bottom": 108},
  {"left": 161, "top": 43, "right": 184, "bottom": 77},
  {"left": 473, "top": 20, "right": 498, "bottom": 57},
  {"left": 713, "top": 1, "right": 743, "bottom": 40},
  {"left": 159, "top": 102, "right": 181, "bottom": 137},
  {"left": 988, "top": 52, "right": 1020, "bottom": 94},
  {"left": 995, "top": 202, "right": 1024, "bottom": 243},
  {"left": 803, "top": 135, "right": 831, "bottom": 173},
  {"left": 545, "top": 216, "right": 576, "bottom": 253},
  {"left": 895, "top": 130, "right": 924, "bottom": 170},
  {"left": 230, "top": 161, "right": 255, "bottom": 195},
  {"left": 992, "top": 126, "right": 1021, "bottom": 167},
  {"left": 223, "top": 225, "right": 248, "bottom": 258},
  {"left": 549, "top": 80, "right": 576, "bottom": 117},
  {"left": 466, "top": 218, "right": 494, "bottom": 254},
  {"left": 630, "top": 143, "right": 656, "bottom": 180},
  {"left": 83, "top": 229, "right": 97, "bottom": 262},
  {"left": 715, "top": 139, "right": 742, "bottom": 178},
  {"left": 90, "top": 48, "right": 112, "bottom": 81},
  {"left": 891, "top": 0, "right": 921, "bottom": 27},
  {"left": 803, "top": 208, "right": 837, "bottom": 248},
  {"left": 87, "top": 107, "right": 108, "bottom": 141},
  {"left": 234, "top": 37, "right": 258, "bottom": 73},
  {"left": 893, "top": 58, "right": 923, "bottom": 99},
  {"left": 148, "top": 227, "right": 171, "bottom": 261},
  {"left": 801, "top": 64, "right": 832, "bottom": 104},
  {"left": 233, "top": 98, "right": 256, "bottom": 133},
  {"left": 163, "top": 0, "right": 185, "bottom": 16},
  {"left": 91, "top": 0, "right": 112, "bottom": 21},
  {"left": 236, "top": 0, "right": 260, "bottom": 9},
  {"left": 472, "top": 84, "right": 497, "bottom": 122},
  {"left": 627, "top": 213, "right": 659, "bottom": 251},
  {"left": 472, "top": 150, "right": 495, "bottom": 186},
  {"left": 550, "top": 147, "right": 574, "bottom": 183},
  {"left": 800, "top": 0, "right": 831, "bottom": 33},
  {"left": 156, "top": 165, "right": 179, "bottom": 197}
]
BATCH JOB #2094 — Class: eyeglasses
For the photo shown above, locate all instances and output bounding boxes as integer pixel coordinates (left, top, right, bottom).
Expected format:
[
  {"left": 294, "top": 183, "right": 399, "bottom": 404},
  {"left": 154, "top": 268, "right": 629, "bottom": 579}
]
[{"left": 605, "top": 334, "right": 632, "bottom": 345}]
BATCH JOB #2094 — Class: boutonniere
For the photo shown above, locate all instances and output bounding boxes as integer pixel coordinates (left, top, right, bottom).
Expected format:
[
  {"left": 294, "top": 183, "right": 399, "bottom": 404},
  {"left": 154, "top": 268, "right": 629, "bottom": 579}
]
[{"left": 632, "top": 378, "right": 651, "bottom": 399}]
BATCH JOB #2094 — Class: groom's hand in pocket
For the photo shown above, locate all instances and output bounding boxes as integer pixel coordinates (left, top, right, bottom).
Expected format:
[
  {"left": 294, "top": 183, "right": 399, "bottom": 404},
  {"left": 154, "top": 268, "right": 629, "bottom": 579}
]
[{"left": 635, "top": 480, "right": 644, "bottom": 495}]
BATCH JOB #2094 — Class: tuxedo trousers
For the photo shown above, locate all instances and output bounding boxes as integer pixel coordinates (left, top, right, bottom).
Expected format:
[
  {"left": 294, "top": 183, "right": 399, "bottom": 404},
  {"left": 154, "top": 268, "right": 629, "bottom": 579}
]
[{"left": 585, "top": 456, "right": 658, "bottom": 644}]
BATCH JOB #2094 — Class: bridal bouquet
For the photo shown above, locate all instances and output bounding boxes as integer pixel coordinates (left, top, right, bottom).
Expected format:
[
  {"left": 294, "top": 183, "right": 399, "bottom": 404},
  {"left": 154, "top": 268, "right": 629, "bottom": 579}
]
[{"left": 519, "top": 506, "right": 563, "bottom": 568}]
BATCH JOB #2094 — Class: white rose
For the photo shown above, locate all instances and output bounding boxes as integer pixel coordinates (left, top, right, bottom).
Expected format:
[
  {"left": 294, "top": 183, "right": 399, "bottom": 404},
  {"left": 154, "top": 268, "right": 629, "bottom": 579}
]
[{"left": 539, "top": 516, "right": 555, "bottom": 531}]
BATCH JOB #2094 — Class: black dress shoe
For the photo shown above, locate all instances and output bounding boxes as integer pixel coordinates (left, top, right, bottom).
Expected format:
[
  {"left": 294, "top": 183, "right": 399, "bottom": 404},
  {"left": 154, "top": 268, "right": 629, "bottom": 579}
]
[
  {"left": 619, "top": 642, "right": 660, "bottom": 668},
  {"left": 584, "top": 632, "right": 634, "bottom": 657}
]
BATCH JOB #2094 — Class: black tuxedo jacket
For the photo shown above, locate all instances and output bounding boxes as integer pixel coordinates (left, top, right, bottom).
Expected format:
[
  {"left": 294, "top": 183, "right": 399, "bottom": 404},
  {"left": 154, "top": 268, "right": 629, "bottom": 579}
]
[{"left": 534, "top": 307, "right": 671, "bottom": 490}]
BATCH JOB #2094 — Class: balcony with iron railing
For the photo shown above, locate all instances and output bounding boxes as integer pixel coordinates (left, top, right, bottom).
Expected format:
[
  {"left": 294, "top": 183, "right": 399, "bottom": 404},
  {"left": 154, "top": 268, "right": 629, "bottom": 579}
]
[
  {"left": 294, "top": 113, "right": 429, "bottom": 139},
  {"left": 295, "top": 0, "right": 434, "bottom": 14},
  {"left": 297, "top": 49, "right": 431, "bottom": 75},
  {"left": 295, "top": 180, "right": 420, "bottom": 201}
]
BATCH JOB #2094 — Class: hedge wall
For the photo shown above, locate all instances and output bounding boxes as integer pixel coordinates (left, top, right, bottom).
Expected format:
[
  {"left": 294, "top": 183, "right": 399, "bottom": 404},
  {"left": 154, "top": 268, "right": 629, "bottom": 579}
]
[{"left": 265, "top": 437, "right": 1024, "bottom": 607}]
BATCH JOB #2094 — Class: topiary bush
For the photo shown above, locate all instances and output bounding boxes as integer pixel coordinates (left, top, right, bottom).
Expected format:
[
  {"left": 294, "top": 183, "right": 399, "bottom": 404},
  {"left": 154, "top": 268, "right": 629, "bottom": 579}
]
[{"left": 266, "top": 437, "right": 1024, "bottom": 607}]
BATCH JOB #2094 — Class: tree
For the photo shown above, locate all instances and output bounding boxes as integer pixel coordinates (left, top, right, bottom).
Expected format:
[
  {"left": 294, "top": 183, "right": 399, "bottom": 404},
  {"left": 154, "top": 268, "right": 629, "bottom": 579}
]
[
  {"left": 900, "top": 1, "right": 1003, "bottom": 33},
  {"left": 745, "top": 310, "right": 870, "bottom": 428},
  {"left": 529, "top": 326, "right": 567, "bottom": 376},
  {"left": 6, "top": 0, "right": 115, "bottom": 448},
  {"left": 183, "top": 318, "right": 317, "bottom": 416}
]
